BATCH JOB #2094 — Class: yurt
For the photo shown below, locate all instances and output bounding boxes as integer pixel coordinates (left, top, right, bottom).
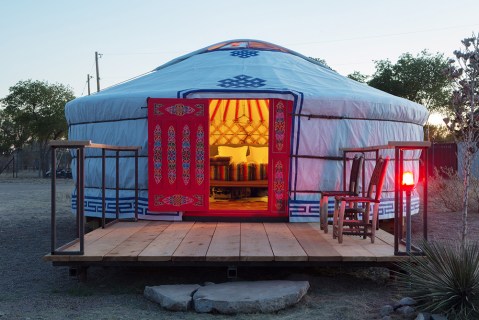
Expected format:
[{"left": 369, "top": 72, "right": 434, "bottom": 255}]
[{"left": 65, "top": 39, "right": 428, "bottom": 222}]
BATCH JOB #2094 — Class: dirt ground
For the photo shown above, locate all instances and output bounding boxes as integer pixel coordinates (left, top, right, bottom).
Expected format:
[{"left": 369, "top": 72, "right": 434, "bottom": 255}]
[{"left": 0, "top": 174, "right": 473, "bottom": 320}]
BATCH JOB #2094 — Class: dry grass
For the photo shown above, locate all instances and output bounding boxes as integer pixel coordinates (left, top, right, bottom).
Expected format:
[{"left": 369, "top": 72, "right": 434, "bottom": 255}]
[{"left": 428, "top": 166, "right": 479, "bottom": 213}]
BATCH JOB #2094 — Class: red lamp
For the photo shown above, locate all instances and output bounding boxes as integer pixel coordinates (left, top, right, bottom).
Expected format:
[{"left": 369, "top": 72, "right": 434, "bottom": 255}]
[{"left": 401, "top": 171, "right": 415, "bottom": 191}]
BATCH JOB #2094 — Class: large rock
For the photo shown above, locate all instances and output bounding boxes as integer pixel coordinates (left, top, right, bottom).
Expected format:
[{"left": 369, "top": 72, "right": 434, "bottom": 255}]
[
  {"left": 193, "top": 280, "right": 309, "bottom": 314},
  {"left": 397, "top": 297, "right": 417, "bottom": 307},
  {"left": 397, "top": 305, "right": 416, "bottom": 317},
  {"left": 144, "top": 284, "right": 201, "bottom": 311},
  {"left": 380, "top": 304, "right": 394, "bottom": 317},
  {"left": 416, "top": 313, "right": 431, "bottom": 320}
]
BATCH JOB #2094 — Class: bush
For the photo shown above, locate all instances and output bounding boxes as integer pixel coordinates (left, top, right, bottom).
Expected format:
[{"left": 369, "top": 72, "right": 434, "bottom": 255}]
[
  {"left": 428, "top": 167, "right": 479, "bottom": 212},
  {"left": 396, "top": 241, "right": 479, "bottom": 319}
]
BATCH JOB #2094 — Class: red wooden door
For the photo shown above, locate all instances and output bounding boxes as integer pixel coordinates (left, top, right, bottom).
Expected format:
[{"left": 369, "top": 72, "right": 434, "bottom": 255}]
[
  {"left": 269, "top": 99, "right": 292, "bottom": 216},
  {"left": 148, "top": 98, "right": 209, "bottom": 211}
]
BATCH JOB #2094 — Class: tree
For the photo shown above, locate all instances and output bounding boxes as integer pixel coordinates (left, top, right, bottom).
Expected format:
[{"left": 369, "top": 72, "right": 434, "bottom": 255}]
[
  {"left": 368, "top": 50, "right": 453, "bottom": 113},
  {"left": 0, "top": 109, "right": 14, "bottom": 154},
  {"left": 347, "top": 71, "right": 368, "bottom": 83},
  {"left": 0, "top": 104, "right": 32, "bottom": 154},
  {"left": 443, "top": 34, "right": 479, "bottom": 246},
  {"left": 309, "top": 57, "right": 334, "bottom": 71},
  {"left": 424, "top": 123, "right": 453, "bottom": 142},
  {"left": 0, "top": 80, "right": 75, "bottom": 174}
]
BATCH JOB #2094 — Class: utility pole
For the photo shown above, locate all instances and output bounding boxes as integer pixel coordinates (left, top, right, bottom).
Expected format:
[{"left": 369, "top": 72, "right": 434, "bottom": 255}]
[
  {"left": 87, "top": 74, "right": 93, "bottom": 95},
  {"left": 95, "top": 51, "right": 102, "bottom": 92}
]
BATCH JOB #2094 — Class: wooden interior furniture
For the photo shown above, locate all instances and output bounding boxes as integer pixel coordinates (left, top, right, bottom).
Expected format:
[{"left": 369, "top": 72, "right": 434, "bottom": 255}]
[
  {"left": 332, "top": 156, "right": 390, "bottom": 244},
  {"left": 319, "top": 155, "right": 364, "bottom": 233}
]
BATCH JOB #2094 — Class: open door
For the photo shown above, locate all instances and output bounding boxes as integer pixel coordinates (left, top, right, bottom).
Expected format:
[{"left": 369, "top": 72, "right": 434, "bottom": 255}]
[
  {"left": 148, "top": 98, "right": 209, "bottom": 212},
  {"left": 269, "top": 99, "right": 292, "bottom": 216}
]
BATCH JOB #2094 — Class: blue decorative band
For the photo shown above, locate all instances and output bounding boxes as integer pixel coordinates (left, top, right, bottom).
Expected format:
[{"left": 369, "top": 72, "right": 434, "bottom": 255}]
[
  {"left": 289, "top": 197, "right": 420, "bottom": 220},
  {"left": 72, "top": 195, "right": 180, "bottom": 218}
]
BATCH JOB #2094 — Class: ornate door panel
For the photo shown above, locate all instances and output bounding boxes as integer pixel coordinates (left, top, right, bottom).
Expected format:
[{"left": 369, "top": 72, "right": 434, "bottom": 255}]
[
  {"left": 269, "top": 99, "right": 292, "bottom": 215},
  {"left": 148, "top": 98, "right": 209, "bottom": 211}
]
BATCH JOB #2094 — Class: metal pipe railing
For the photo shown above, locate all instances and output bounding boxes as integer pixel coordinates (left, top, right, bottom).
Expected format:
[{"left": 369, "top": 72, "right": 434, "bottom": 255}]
[
  {"left": 50, "top": 140, "right": 141, "bottom": 256},
  {"left": 341, "top": 141, "right": 430, "bottom": 256}
]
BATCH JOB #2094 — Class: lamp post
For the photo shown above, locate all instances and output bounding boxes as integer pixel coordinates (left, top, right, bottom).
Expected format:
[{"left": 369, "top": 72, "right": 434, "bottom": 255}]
[{"left": 402, "top": 171, "right": 415, "bottom": 253}]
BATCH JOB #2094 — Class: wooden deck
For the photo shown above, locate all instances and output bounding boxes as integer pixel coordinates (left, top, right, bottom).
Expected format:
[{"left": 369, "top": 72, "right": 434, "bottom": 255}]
[{"left": 44, "top": 222, "right": 406, "bottom": 266}]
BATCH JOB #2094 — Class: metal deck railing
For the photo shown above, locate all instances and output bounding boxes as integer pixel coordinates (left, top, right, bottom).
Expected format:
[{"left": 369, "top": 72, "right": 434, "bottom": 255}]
[
  {"left": 49, "top": 140, "right": 141, "bottom": 255},
  {"left": 341, "top": 141, "right": 431, "bottom": 256}
]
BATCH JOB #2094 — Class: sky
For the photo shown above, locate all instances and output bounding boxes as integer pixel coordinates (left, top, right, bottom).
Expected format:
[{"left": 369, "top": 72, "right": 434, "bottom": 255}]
[{"left": 1, "top": 0, "right": 479, "bottom": 111}]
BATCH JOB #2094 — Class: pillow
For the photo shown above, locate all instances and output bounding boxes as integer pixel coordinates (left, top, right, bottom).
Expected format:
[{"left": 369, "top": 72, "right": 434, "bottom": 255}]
[
  {"left": 218, "top": 146, "right": 248, "bottom": 164},
  {"left": 248, "top": 146, "right": 269, "bottom": 163}
]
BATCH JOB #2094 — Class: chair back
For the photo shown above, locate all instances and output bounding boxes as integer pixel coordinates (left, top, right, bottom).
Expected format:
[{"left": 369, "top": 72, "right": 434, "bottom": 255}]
[
  {"left": 366, "top": 156, "right": 390, "bottom": 201},
  {"left": 347, "top": 155, "right": 364, "bottom": 194}
]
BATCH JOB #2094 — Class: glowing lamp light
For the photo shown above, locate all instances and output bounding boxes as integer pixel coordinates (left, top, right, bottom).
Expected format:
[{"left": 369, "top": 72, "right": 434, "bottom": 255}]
[{"left": 402, "top": 171, "right": 415, "bottom": 191}]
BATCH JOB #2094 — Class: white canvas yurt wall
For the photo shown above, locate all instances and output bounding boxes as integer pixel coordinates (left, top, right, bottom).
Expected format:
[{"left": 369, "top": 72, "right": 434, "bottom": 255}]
[{"left": 65, "top": 39, "right": 428, "bottom": 221}]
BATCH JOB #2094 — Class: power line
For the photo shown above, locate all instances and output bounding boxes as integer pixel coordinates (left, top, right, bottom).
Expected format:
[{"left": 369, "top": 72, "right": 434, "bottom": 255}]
[
  {"left": 100, "top": 24, "right": 479, "bottom": 57},
  {"left": 103, "top": 50, "right": 184, "bottom": 56},
  {"left": 80, "top": 78, "right": 88, "bottom": 97},
  {"left": 289, "top": 24, "right": 479, "bottom": 46},
  {"left": 98, "top": 71, "right": 153, "bottom": 92},
  {"left": 80, "top": 61, "right": 96, "bottom": 96}
]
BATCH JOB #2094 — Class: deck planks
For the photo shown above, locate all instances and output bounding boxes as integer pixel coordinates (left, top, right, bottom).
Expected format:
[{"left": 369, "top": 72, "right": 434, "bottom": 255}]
[
  {"left": 46, "top": 221, "right": 406, "bottom": 264},
  {"left": 288, "top": 223, "right": 342, "bottom": 261},
  {"left": 310, "top": 222, "right": 384, "bottom": 261},
  {"left": 240, "top": 223, "right": 274, "bottom": 261},
  {"left": 206, "top": 223, "right": 241, "bottom": 261},
  {"left": 172, "top": 222, "right": 217, "bottom": 261},
  {"left": 138, "top": 222, "right": 195, "bottom": 261},
  {"left": 263, "top": 223, "right": 307, "bottom": 261},
  {"left": 44, "top": 223, "right": 126, "bottom": 262},
  {"left": 69, "top": 221, "right": 150, "bottom": 262},
  {"left": 104, "top": 221, "right": 171, "bottom": 261},
  {"left": 362, "top": 242, "right": 404, "bottom": 261}
]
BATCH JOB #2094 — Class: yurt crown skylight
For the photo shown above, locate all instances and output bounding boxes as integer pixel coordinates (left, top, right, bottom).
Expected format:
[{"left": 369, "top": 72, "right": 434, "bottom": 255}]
[{"left": 206, "top": 40, "right": 289, "bottom": 53}]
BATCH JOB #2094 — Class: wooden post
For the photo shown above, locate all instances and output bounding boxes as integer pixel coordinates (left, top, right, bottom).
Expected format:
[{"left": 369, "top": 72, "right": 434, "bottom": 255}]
[
  {"left": 95, "top": 52, "right": 101, "bottom": 92},
  {"left": 87, "top": 74, "right": 91, "bottom": 95}
]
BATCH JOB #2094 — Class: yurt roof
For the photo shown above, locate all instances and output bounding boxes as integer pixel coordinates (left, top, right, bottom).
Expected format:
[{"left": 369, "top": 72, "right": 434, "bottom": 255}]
[{"left": 65, "top": 39, "right": 428, "bottom": 126}]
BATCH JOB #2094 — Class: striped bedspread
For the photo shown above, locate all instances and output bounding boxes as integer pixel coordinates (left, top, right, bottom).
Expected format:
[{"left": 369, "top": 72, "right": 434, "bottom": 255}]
[{"left": 210, "top": 163, "right": 268, "bottom": 181}]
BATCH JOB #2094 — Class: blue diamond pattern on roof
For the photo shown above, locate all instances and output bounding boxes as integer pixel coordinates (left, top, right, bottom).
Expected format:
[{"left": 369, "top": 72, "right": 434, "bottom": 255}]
[
  {"left": 218, "top": 75, "right": 266, "bottom": 88},
  {"left": 230, "top": 50, "right": 259, "bottom": 58}
]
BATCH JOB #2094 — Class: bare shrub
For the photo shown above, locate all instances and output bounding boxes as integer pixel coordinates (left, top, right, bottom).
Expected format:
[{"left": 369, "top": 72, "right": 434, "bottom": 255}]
[{"left": 428, "top": 166, "right": 479, "bottom": 212}]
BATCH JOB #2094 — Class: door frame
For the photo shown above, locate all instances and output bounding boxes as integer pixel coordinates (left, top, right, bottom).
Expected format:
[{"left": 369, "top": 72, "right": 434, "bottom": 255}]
[{"left": 147, "top": 90, "right": 299, "bottom": 220}]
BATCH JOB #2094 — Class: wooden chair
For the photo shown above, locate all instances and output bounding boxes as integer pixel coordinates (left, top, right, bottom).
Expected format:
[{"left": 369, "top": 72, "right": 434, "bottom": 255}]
[
  {"left": 332, "top": 156, "right": 390, "bottom": 244},
  {"left": 319, "top": 155, "right": 364, "bottom": 233}
]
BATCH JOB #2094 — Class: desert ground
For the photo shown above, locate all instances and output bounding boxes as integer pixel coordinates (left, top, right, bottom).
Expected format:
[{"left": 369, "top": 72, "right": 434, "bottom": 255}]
[{"left": 0, "top": 173, "right": 475, "bottom": 320}]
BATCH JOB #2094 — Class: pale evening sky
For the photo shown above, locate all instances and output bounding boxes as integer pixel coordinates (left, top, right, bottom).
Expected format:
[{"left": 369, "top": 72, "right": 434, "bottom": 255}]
[{"left": 1, "top": 0, "right": 478, "bottom": 122}]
